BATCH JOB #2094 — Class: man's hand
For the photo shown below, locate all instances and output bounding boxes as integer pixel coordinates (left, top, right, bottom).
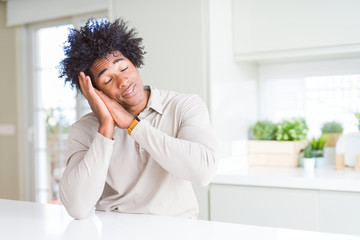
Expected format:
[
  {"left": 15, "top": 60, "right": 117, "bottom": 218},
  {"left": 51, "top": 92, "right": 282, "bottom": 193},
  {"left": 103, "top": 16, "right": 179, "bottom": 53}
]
[
  {"left": 96, "top": 90, "right": 135, "bottom": 129},
  {"left": 78, "top": 72, "right": 115, "bottom": 139}
]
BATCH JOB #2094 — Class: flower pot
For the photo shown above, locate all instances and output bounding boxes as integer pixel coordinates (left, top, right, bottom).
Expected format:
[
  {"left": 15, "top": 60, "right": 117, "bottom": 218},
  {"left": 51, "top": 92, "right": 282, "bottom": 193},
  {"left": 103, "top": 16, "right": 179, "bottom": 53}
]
[
  {"left": 303, "top": 157, "right": 315, "bottom": 171},
  {"left": 322, "top": 133, "right": 342, "bottom": 147},
  {"left": 315, "top": 157, "right": 325, "bottom": 168}
]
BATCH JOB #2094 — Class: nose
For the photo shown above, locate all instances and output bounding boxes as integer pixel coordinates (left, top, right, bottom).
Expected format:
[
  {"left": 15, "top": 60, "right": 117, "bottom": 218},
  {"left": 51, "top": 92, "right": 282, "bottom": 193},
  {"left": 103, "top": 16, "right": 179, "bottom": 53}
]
[{"left": 115, "top": 75, "right": 129, "bottom": 89}]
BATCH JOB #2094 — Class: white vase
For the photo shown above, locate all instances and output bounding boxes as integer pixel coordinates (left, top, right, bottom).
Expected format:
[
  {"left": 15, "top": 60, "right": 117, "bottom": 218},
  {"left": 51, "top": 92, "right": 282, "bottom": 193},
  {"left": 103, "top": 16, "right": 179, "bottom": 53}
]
[
  {"left": 335, "top": 132, "right": 360, "bottom": 167},
  {"left": 303, "top": 157, "right": 315, "bottom": 171}
]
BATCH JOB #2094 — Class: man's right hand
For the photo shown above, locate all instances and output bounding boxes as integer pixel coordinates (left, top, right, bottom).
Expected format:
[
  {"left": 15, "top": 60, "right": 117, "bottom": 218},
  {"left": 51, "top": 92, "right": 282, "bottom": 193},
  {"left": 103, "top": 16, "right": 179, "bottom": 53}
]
[{"left": 78, "top": 72, "right": 115, "bottom": 139}]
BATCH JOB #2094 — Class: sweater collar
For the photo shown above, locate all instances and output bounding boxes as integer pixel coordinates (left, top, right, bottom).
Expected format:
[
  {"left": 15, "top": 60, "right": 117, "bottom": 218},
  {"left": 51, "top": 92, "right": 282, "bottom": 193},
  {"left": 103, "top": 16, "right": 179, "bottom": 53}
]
[{"left": 143, "top": 85, "right": 163, "bottom": 115}]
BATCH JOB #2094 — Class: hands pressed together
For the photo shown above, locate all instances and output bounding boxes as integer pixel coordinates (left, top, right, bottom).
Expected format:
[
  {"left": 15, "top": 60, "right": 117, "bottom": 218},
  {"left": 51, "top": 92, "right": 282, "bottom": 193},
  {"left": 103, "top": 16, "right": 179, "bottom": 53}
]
[{"left": 78, "top": 72, "right": 135, "bottom": 139}]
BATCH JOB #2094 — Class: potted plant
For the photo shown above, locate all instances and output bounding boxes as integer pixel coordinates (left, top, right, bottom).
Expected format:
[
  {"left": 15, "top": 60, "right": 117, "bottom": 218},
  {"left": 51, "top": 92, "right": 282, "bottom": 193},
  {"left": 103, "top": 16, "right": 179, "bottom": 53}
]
[
  {"left": 251, "top": 120, "right": 277, "bottom": 140},
  {"left": 275, "top": 118, "right": 308, "bottom": 141},
  {"left": 302, "top": 144, "right": 315, "bottom": 171},
  {"left": 321, "top": 121, "right": 343, "bottom": 147},
  {"left": 311, "top": 136, "right": 327, "bottom": 168},
  {"left": 248, "top": 118, "right": 308, "bottom": 167}
]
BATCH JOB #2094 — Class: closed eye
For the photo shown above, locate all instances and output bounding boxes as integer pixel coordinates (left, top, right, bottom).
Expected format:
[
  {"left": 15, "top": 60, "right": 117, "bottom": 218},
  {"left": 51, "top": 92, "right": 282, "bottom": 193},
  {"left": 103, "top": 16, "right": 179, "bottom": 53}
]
[
  {"left": 121, "top": 67, "right": 128, "bottom": 72},
  {"left": 105, "top": 78, "right": 112, "bottom": 84}
]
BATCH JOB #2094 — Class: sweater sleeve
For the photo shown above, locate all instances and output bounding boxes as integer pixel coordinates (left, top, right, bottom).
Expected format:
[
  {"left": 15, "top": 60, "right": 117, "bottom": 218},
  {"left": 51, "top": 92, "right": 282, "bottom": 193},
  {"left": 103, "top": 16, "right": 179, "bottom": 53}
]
[
  {"left": 59, "top": 126, "right": 114, "bottom": 220},
  {"left": 131, "top": 95, "right": 218, "bottom": 186}
]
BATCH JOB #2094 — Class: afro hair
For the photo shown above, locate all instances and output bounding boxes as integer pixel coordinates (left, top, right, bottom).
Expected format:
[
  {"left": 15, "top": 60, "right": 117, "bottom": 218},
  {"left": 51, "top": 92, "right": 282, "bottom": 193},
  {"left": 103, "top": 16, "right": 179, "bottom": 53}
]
[{"left": 58, "top": 18, "right": 146, "bottom": 94}]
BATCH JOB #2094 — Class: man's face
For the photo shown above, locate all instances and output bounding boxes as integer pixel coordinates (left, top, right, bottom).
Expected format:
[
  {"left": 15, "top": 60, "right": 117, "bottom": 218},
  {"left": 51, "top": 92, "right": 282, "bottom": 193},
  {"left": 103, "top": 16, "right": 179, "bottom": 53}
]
[{"left": 89, "top": 51, "right": 145, "bottom": 111}]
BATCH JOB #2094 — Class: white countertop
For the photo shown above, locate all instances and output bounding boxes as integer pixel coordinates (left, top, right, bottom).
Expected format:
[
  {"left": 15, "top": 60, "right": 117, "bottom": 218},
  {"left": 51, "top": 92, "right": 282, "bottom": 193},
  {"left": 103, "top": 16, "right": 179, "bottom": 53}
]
[
  {"left": 213, "top": 165, "right": 360, "bottom": 192},
  {"left": 1, "top": 199, "right": 360, "bottom": 240}
]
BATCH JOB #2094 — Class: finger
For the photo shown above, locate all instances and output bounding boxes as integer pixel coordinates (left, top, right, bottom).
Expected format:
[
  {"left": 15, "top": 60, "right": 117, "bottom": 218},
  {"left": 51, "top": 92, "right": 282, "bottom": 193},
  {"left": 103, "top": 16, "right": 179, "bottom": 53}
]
[
  {"left": 95, "top": 89, "right": 109, "bottom": 101},
  {"left": 95, "top": 89, "right": 116, "bottom": 105},
  {"left": 79, "top": 73, "right": 96, "bottom": 98},
  {"left": 84, "top": 75, "right": 94, "bottom": 92},
  {"left": 78, "top": 72, "right": 87, "bottom": 96},
  {"left": 95, "top": 90, "right": 119, "bottom": 110}
]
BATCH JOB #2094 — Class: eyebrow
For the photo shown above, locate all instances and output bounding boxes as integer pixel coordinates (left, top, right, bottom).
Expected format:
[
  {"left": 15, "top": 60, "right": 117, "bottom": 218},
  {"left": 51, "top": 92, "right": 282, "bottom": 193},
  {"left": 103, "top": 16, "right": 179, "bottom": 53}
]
[{"left": 97, "top": 58, "right": 124, "bottom": 78}]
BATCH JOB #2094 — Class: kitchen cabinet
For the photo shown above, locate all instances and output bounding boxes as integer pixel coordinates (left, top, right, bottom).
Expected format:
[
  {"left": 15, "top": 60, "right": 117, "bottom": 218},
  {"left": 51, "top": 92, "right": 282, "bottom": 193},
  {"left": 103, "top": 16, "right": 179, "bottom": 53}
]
[
  {"left": 319, "top": 191, "right": 360, "bottom": 235},
  {"left": 232, "top": 0, "right": 360, "bottom": 61},
  {"left": 209, "top": 183, "right": 360, "bottom": 236},
  {"left": 209, "top": 184, "right": 319, "bottom": 231},
  {"left": 192, "top": 184, "right": 209, "bottom": 220}
]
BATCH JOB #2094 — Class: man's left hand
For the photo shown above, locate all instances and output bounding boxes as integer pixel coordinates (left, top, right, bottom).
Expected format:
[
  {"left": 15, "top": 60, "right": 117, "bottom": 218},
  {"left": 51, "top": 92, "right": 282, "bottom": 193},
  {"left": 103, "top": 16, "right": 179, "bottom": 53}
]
[{"left": 95, "top": 90, "right": 135, "bottom": 129}]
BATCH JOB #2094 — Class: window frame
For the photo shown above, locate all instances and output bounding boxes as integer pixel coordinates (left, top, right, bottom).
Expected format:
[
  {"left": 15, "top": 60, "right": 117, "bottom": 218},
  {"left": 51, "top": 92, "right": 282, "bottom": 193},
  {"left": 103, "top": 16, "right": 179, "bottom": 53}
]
[{"left": 24, "top": 11, "right": 107, "bottom": 202}]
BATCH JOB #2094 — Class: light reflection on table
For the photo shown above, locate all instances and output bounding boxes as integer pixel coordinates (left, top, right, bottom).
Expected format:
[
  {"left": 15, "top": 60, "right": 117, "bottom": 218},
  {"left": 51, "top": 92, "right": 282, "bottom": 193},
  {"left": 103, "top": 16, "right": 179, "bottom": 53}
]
[{"left": 1, "top": 199, "right": 359, "bottom": 240}]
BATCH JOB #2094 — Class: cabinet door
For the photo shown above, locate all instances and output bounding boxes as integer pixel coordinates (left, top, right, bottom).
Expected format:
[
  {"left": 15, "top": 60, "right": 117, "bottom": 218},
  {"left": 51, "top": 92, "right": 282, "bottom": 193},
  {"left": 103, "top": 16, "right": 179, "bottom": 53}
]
[
  {"left": 319, "top": 190, "right": 360, "bottom": 236},
  {"left": 232, "top": 0, "right": 360, "bottom": 61},
  {"left": 192, "top": 184, "right": 209, "bottom": 220},
  {"left": 210, "top": 184, "right": 319, "bottom": 231}
]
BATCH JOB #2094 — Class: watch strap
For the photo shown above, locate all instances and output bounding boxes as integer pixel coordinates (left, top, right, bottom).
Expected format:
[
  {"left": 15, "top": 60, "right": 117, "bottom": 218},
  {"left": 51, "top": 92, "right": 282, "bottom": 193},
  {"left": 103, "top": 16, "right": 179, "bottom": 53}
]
[{"left": 127, "top": 116, "right": 141, "bottom": 135}]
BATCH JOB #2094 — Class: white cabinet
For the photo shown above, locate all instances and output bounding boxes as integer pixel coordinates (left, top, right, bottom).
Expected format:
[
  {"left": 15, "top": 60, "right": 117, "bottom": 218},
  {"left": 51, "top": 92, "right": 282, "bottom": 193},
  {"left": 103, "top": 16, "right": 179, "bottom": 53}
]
[
  {"left": 210, "top": 184, "right": 360, "bottom": 235},
  {"left": 319, "top": 191, "right": 360, "bottom": 236},
  {"left": 232, "top": 0, "right": 360, "bottom": 61},
  {"left": 192, "top": 184, "right": 209, "bottom": 220},
  {"left": 209, "top": 184, "right": 319, "bottom": 231}
]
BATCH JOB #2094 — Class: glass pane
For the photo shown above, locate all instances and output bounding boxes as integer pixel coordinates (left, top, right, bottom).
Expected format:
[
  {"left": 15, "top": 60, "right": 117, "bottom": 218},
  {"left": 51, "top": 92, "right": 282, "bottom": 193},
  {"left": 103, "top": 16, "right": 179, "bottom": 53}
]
[
  {"left": 34, "top": 23, "right": 76, "bottom": 204},
  {"left": 36, "top": 25, "right": 71, "bottom": 69},
  {"left": 80, "top": 94, "right": 91, "bottom": 117},
  {"left": 261, "top": 74, "right": 360, "bottom": 138},
  {"left": 305, "top": 75, "right": 360, "bottom": 136},
  {"left": 33, "top": 17, "right": 107, "bottom": 203},
  {"left": 36, "top": 69, "right": 76, "bottom": 110}
]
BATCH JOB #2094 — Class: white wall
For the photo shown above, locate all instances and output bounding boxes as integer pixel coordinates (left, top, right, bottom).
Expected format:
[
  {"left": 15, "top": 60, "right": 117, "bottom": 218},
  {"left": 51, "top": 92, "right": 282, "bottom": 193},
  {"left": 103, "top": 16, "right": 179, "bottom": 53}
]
[
  {"left": 209, "top": 0, "right": 258, "bottom": 158},
  {"left": 111, "top": 0, "right": 209, "bottom": 104},
  {"left": 6, "top": 0, "right": 108, "bottom": 26}
]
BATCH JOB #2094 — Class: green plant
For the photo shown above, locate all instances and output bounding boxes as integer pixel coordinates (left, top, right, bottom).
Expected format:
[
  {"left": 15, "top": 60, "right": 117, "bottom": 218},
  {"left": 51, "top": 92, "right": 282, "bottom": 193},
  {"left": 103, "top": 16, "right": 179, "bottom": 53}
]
[
  {"left": 321, "top": 121, "right": 343, "bottom": 134},
  {"left": 275, "top": 118, "right": 308, "bottom": 141},
  {"left": 303, "top": 144, "right": 313, "bottom": 158},
  {"left": 311, "top": 136, "right": 327, "bottom": 157},
  {"left": 251, "top": 121, "right": 277, "bottom": 140},
  {"left": 355, "top": 113, "right": 360, "bottom": 131}
]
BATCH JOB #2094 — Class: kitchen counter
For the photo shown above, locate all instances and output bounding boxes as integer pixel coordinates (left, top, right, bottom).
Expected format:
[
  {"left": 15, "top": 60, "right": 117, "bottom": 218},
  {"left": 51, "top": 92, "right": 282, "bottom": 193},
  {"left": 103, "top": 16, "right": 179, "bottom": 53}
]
[
  {"left": 213, "top": 164, "right": 360, "bottom": 192},
  {"left": 1, "top": 199, "right": 360, "bottom": 240}
]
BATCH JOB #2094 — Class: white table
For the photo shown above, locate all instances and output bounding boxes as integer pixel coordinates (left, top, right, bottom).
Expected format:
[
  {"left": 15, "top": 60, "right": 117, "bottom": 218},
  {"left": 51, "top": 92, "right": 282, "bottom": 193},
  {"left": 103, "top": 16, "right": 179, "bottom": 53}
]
[{"left": 1, "top": 199, "right": 360, "bottom": 240}]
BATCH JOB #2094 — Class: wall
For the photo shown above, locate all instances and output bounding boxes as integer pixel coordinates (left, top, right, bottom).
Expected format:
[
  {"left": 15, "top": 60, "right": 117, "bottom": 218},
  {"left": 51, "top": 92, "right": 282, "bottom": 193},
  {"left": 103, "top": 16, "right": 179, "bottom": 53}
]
[
  {"left": 0, "top": 2, "right": 19, "bottom": 200},
  {"left": 209, "top": 0, "right": 258, "bottom": 159},
  {"left": 6, "top": 0, "right": 108, "bottom": 26},
  {"left": 111, "top": 0, "right": 209, "bottom": 103}
]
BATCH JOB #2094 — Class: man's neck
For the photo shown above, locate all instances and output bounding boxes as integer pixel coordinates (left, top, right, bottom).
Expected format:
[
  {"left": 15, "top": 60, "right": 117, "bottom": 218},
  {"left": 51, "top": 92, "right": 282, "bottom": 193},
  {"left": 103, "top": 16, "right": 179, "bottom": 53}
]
[{"left": 127, "top": 89, "right": 150, "bottom": 117}]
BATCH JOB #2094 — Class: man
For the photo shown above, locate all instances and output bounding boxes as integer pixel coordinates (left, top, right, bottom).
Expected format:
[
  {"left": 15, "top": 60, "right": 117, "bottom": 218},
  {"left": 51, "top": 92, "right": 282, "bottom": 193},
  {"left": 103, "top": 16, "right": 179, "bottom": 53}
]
[{"left": 59, "top": 18, "right": 217, "bottom": 220}]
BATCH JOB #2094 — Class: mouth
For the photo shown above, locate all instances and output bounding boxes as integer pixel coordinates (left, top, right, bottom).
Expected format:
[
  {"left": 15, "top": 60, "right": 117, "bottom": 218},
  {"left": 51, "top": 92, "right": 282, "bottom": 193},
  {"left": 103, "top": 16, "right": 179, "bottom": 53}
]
[{"left": 122, "top": 84, "right": 136, "bottom": 98}]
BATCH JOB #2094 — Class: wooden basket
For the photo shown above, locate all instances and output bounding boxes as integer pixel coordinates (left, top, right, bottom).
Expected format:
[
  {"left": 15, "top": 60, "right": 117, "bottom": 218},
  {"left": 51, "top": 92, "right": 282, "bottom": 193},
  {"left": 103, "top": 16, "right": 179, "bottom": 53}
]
[{"left": 248, "top": 140, "right": 307, "bottom": 167}]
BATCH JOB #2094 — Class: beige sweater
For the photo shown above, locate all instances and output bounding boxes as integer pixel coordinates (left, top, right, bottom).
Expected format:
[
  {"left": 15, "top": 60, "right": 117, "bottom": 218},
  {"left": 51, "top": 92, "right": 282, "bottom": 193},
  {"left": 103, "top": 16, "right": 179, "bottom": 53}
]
[{"left": 59, "top": 86, "right": 218, "bottom": 219}]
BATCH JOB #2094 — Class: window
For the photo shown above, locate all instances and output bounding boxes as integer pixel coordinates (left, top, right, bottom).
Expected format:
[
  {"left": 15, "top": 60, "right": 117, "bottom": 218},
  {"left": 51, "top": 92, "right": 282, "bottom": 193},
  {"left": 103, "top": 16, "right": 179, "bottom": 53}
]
[
  {"left": 304, "top": 75, "right": 360, "bottom": 136},
  {"left": 28, "top": 14, "right": 106, "bottom": 203},
  {"left": 34, "top": 24, "right": 79, "bottom": 203},
  {"left": 260, "top": 62, "right": 360, "bottom": 138}
]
